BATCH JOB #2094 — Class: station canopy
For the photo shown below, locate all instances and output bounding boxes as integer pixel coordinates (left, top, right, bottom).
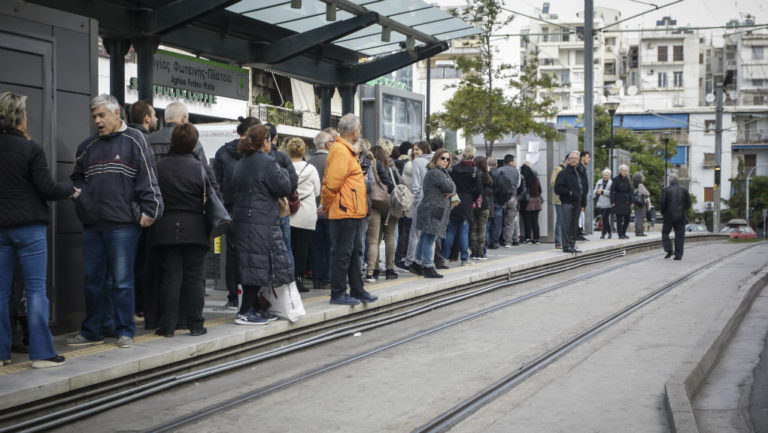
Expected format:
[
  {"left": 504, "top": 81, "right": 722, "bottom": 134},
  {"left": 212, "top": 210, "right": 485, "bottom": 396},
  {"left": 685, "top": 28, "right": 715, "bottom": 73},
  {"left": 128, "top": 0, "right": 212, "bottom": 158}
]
[{"left": 29, "top": 0, "right": 480, "bottom": 86}]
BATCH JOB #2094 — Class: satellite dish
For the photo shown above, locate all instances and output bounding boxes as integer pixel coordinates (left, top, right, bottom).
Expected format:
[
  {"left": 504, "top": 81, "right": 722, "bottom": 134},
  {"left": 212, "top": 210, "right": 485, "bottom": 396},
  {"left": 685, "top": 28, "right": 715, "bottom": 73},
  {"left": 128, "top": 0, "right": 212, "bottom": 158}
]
[
  {"left": 627, "top": 85, "right": 638, "bottom": 96},
  {"left": 729, "top": 90, "right": 739, "bottom": 101},
  {"left": 705, "top": 93, "right": 715, "bottom": 103},
  {"left": 615, "top": 80, "right": 624, "bottom": 88}
]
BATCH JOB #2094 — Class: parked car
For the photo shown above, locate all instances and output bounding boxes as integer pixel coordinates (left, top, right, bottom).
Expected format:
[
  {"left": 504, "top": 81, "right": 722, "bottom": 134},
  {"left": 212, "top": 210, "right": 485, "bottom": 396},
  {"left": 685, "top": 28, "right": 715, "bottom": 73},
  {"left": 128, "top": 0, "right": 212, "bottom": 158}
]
[
  {"left": 720, "top": 225, "right": 757, "bottom": 239},
  {"left": 685, "top": 223, "right": 709, "bottom": 233}
]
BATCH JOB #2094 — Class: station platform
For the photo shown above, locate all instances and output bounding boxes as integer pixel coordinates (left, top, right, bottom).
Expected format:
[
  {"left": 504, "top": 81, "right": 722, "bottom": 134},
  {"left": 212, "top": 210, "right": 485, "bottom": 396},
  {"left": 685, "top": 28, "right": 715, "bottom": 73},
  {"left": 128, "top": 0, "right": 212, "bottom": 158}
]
[{"left": 0, "top": 231, "right": 721, "bottom": 412}]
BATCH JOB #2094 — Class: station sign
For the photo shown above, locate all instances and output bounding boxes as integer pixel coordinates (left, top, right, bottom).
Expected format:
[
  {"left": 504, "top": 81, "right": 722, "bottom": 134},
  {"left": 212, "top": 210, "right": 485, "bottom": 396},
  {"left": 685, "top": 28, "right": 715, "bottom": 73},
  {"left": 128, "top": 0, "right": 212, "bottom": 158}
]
[{"left": 150, "top": 50, "right": 249, "bottom": 101}]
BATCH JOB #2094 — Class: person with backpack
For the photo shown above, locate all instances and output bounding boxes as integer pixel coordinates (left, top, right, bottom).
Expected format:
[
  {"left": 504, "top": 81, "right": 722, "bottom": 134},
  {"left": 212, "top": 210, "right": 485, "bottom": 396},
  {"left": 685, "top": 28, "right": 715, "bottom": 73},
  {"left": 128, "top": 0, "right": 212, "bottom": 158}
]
[
  {"left": 497, "top": 154, "right": 521, "bottom": 247},
  {"left": 610, "top": 164, "right": 633, "bottom": 239},
  {"left": 632, "top": 172, "right": 650, "bottom": 237}
]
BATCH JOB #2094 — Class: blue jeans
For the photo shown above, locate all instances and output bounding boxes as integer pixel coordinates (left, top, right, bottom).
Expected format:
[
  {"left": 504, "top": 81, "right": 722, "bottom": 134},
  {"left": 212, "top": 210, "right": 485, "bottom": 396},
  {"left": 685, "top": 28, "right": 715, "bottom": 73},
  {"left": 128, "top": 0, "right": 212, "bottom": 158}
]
[
  {"left": 0, "top": 223, "right": 57, "bottom": 361},
  {"left": 415, "top": 233, "right": 437, "bottom": 268},
  {"left": 443, "top": 219, "right": 469, "bottom": 261},
  {"left": 81, "top": 226, "right": 140, "bottom": 340},
  {"left": 310, "top": 218, "right": 331, "bottom": 284},
  {"left": 487, "top": 202, "right": 502, "bottom": 247},
  {"left": 554, "top": 204, "right": 563, "bottom": 246},
  {"left": 279, "top": 216, "right": 294, "bottom": 270}
]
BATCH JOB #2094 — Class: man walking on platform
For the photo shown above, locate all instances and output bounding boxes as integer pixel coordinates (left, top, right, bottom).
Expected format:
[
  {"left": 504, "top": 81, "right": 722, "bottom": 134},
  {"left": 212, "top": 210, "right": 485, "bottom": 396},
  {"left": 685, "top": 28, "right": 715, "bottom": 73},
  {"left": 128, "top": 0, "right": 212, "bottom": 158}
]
[
  {"left": 554, "top": 151, "right": 584, "bottom": 253},
  {"left": 659, "top": 174, "right": 691, "bottom": 260},
  {"left": 68, "top": 94, "right": 163, "bottom": 349},
  {"left": 322, "top": 114, "right": 377, "bottom": 306}
]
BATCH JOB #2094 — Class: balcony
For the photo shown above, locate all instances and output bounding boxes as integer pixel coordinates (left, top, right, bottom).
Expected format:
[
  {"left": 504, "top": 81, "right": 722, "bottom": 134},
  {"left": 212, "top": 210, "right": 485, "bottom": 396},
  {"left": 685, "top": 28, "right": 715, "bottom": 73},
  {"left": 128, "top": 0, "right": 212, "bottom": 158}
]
[{"left": 736, "top": 129, "right": 768, "bottom": 144}]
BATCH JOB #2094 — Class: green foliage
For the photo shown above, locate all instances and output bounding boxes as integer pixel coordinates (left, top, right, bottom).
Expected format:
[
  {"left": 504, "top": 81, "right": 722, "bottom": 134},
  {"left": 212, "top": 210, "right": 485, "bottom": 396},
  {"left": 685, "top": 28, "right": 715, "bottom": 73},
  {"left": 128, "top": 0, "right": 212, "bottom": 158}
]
[
  {"left": 724, "top": 175, "right": 768, "bottom": 228},
  {"left": 586, "top": 105, "right": 676, "bottom": 207},
  {"left": 432, "top": 0, "right": 558, "bottom": 157}
]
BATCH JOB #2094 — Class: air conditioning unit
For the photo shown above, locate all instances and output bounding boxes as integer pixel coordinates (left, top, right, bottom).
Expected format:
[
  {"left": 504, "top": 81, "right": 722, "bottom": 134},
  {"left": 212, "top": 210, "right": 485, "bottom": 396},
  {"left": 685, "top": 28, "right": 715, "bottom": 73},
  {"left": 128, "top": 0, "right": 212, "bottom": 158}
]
[{"left": 705, "top": 202, "right": 713, "bottom": 210}]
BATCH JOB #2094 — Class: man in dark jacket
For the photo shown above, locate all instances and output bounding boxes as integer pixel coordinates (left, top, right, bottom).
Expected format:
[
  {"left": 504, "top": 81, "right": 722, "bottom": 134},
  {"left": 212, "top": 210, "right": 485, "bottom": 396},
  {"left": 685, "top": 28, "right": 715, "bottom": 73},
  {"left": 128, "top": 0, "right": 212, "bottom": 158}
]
[
  {"left": 308, "top": 131, "right": 334, "bottom": 290},
  {"left": 659, "top": 174, "right": 691, "bottom": 260},
  {"left": 576, "top": 151, "right": 591, "bottom": 241},
  {"left": 213, "top": 116, "right": 260, "bottom": 309},
  {"left": 127, "top": 100, "right": 157, "bottom": 137},
  {"left": 68, "top": 94, "right": 163, "bottom": 349},
  {"left": 554, "top": 151, "right": 584, "bottom": 253}
]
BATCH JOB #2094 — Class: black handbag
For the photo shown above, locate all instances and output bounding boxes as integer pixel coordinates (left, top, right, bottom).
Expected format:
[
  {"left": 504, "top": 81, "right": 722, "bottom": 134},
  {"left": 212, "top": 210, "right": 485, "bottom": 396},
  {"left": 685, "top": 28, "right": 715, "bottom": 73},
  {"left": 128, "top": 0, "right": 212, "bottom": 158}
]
[{"left": 201, "top": 164, "right": 231, "bottom": 238}]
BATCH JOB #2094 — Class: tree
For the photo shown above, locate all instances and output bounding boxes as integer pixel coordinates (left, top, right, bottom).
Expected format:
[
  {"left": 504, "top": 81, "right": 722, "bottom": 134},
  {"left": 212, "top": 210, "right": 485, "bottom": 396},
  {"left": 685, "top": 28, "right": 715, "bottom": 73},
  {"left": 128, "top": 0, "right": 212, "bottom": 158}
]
[
  {"left": 584, "top": 105, "right": 676, "bottom": 206},
  {"left": 724, "top": 174, "right": 768, "bottom": 228},
  {"left": 432, "top": 0, "right": 559, "bottom": 157}
]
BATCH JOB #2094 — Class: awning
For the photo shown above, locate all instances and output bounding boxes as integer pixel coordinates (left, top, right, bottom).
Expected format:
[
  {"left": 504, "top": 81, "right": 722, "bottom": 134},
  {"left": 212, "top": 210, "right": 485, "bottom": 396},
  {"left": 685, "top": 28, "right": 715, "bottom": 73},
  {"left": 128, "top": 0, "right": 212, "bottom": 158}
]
[{"left": 558, "top": 113, "right": 690, "bottom": 130}]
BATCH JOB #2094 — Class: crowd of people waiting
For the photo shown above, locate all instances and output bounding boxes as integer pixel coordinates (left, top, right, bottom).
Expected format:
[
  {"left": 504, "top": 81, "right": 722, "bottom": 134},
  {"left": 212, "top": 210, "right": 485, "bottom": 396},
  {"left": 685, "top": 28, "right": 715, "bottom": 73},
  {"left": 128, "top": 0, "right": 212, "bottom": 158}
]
[{"left": 1, "top": 91, "right": 663, "bottom": 369}]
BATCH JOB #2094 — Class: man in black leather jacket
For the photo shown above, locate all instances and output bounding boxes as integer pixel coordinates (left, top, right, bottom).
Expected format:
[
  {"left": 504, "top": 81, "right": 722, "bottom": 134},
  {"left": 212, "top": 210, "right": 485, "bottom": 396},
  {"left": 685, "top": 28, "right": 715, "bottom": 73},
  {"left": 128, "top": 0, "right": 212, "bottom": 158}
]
[
  {"left": 659, "top": 174, "right": 691, "bottom": 260},
  {"left": 554, "top": 151, "right": 585, "bottom": 253}
]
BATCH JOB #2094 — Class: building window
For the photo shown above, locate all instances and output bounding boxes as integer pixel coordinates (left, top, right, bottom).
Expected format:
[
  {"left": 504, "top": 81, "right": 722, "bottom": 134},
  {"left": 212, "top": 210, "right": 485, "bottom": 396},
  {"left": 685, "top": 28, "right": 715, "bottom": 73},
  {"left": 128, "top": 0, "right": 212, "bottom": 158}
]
[
  {"left": 561, "top": 27, "right": 570, "bottom": 42},
  {"left": 704, "top": 187, "right": 714, "bottom": 202},
  {"left": 673, "top": 71, "right": 683, "bottom": 87},
  {"left": 705, "top": 120, "right": 715, "bottom": 133},
  {"left": 629, "top": 71, "right": 638, "bottom": 87},
  {"left": 745, "top": 154, "right": 756, "bottom": 171},
  {"left": 658, "top": 46, "right": 668, "bottom": 62},
  {"left": 673, "top": 45, "right": 683, "bottom": 61},
  {"left": 542, "top": 27, "right": 549, "bottom": 43},
  {"left": 559, "top": 71, "right": 570, "bottom": 85},
  {"left": 605, "top": 37, "right": 616, "bottom": 46},
  {"left": 754, "top": 79, "right": 765, "bottom": 87},
  {"left": 605, "top": 62, "right": 616, "bottom": 75},
  {"left": 699, "top": 53, "right": 704, "bottom": 64},
  {"left": 753, "top": 46, "right": 764, "bottom": 60},
  {"left": 658, "top": 72, "right": 668, "bottom": 88}
]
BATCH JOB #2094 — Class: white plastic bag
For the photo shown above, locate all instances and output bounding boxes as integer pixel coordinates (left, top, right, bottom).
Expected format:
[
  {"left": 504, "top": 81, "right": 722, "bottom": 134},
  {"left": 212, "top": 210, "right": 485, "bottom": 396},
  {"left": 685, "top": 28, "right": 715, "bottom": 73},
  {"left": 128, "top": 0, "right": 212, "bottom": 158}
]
[{"left": 260, "top": 282, "right": 306, "bottom": 323}]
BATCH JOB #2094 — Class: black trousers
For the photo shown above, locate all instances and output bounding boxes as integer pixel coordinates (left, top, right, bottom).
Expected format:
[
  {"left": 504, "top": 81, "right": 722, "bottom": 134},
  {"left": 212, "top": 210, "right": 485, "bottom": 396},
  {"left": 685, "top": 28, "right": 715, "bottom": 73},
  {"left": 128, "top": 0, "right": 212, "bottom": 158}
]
[
  {"left": 290, "top": 227, "right": 314, "bottom": 278},
  {"left": 600, "top": 208, "right": 613, "bottom": 235},
  {"left": 521, "top": 210, "right": 541, "bottom": 241},
  {"left": 616, "top": 214, "right": 631, "bottom": 238},
  {"left": 561, "top": 203, "right": 580, "bottom": 250},
  {"left": 155, "top": 244, "right": 208, "bottom": 332},
  {"left": 662, "top": 219, "right": 686, "bottom": 259},
  {"left": 225, "top": 230, "right": 239, "bottom": 303},
  {"left": 395, "top": 217, "right": 411, "bottom": 264},
  {"left": 329, "top": 218, "right": 364, "bottom": 299}
]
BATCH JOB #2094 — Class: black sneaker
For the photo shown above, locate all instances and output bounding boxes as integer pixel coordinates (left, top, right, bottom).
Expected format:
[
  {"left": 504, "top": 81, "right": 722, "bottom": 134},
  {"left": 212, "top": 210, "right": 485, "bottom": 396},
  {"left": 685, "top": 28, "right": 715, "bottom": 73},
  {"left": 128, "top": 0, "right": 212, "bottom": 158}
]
[
  {"left": 436, "top": 263, "right": 450, "bottom": 270},
  {"left": 31, "top": 355, "right": 66, "bottom": 369},
  {"left": 155, "top": 329, "right": 174, "bottom": 338},
  {"left": 329, "top": 294, "right": 361, "bottom": 306},
  {"left": 385, "top": 269, "right": 399, "bottom": 280},
  {"left": 352, "top": 290, "right": 378, "bottom": 303},
  {"left": 395, "top": 260, "right": 409, "bottom": 271},
  {"left": 408, "top": 262, "right": 423, "bottom": 276},
  {"left": 189, "top": 327, "right": 208, "bottom": 336},
  {"left": 422, "top": 266, "right": 443, "bottom": 278},
  {"left": 295, "top": 276, "right": 310, "bottom": 293}
]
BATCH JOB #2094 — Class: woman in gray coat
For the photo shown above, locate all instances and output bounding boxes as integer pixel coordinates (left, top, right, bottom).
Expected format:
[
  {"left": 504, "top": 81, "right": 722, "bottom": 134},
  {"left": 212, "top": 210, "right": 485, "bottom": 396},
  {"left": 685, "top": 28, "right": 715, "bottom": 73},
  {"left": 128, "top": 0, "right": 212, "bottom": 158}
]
[
  {"left": 231, "top": 124, "right": 292, "bottom": 325},
  {"left": 632, "top": 172, "right": 650, "bottom": 236},
  {"left": 594, "top": 168, "right": 613, "bottom": 239},
  {"left": 412, "top": 149, "right": 455, "bottom": 279}
]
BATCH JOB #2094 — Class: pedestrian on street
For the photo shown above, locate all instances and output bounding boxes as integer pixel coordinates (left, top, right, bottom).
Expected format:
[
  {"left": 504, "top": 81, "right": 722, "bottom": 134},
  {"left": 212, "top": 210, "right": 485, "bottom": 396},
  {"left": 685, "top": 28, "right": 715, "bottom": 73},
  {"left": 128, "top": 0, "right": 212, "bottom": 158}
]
[
  {"left": 659, "top": 174, "right": 691, "bottom": 260},
  {"left": 576, "top": 151, "right": 591, "bottom": 241},
  {"left": 471, "top": 155, "right": 493, "bottom": 259},
  {"left": 443, "top": 145, "right": 482, "bottom": 266},
  {"left": 632, "top": 172, "right": 650, "bottom": 237},
  {"left": 68, "top": 94, "right": 163, "bottom": 349},
  {"left": 1, "top": 91, "right": 79, "bottom": 368},
  {"left": 611, "top": 164, "right": 633, "bottom": 239},
  {"left": 321, "top": 114, "right": 378, "bottom": 306},
  {"left": 594, "top": 168, "right": 613, "bottom": 239},
  {"left": 413, "top": 149, "right": 456, "bottom": 278},
  {"left": 498, "top": 154, "right": 521, "bottom": 247},
  {"left": 550, "top": 154, "right": 569, "bottom": 248},
  {"left": 554, "top": 151, "right": 584, "bottom": 253},
  {"left": 404, "top": 141, "right": 432, "bottom": 268},
  {"left": 308, "top": 131, "right": 334, "bottom": 290},
  {"left": 287, "top": 137, "right": 321, "bottom": 292}
]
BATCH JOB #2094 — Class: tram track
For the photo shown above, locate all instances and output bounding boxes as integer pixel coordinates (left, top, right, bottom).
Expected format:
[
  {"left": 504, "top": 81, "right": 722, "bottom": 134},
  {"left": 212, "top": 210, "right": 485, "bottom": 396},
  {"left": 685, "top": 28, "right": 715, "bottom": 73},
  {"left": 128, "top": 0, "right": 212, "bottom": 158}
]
[{"left": 0, "top": 237, "right": 723, "bottom": 433}]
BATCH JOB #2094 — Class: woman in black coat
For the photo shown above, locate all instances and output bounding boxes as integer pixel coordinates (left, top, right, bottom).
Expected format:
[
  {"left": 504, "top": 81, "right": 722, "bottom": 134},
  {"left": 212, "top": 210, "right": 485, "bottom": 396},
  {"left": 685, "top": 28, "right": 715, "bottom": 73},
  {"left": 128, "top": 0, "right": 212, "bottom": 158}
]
[
  {"left": 414, "top": 149, "right": 455, "bottom": 278},
  {"left": 520, "top": 162, "right": 542, "bottom": 244},
  {"left": 152, "top": 124, "right": 210, "bottom": 337},
  {"left": 610, "top": 164, "right": 633, "bottom": 239},
  {"left": 0, "top": 92, "right": 77, "bottom": 368},
  {"left": 231, "top": 124, "right": 293, "bottom": 325},
  {"left": 442, "top": 146, "right": 482, "bottom": 265}
]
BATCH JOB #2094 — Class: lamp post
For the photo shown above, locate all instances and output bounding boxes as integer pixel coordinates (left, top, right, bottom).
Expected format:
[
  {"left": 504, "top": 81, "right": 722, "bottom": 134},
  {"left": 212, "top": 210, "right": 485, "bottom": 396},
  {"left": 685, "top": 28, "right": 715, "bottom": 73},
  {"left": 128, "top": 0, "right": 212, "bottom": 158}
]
[{"left": 605, "top": 101, "right": 620, "bottom": 175}]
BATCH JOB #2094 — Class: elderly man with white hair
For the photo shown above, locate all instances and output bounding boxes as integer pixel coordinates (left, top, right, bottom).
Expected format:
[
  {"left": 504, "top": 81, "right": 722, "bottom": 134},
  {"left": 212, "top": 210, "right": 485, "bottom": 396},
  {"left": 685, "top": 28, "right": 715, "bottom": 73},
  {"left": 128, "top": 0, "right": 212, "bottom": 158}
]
[
  {"left": 68, "top": 94, "right": 163, "bottom": 349},
  {"left": 594, "top": 168, "right": 613, "bottom": 239},
  {"left": 553, "top": 151, "right": 585, "bottom": 253}
]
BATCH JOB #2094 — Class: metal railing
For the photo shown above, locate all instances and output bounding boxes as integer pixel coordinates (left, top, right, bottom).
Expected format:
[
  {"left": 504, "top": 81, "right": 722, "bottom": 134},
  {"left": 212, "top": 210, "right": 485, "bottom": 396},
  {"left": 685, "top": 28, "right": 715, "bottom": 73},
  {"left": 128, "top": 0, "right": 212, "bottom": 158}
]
[{"left": 736, "top": 129, "right": 768, "bottom": 144}]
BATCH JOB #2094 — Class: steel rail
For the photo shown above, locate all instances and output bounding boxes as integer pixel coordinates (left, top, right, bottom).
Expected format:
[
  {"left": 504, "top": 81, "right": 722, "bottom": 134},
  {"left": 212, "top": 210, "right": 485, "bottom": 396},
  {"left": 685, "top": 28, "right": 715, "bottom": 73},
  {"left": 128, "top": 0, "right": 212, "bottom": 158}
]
[
  {"left": 0, "top": 237, "right": 717, "bottom": 432},
  {"left": 413, "top": 242, "right": 761, "bottom": 433}
]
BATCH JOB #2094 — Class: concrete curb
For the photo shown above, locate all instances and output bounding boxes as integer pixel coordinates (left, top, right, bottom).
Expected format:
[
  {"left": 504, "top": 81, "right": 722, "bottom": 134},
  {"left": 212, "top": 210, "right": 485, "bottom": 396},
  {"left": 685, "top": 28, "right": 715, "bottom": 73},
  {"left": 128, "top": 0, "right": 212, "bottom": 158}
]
[{"left": 665, "top": 263, "right": 768, "bottom": 433}]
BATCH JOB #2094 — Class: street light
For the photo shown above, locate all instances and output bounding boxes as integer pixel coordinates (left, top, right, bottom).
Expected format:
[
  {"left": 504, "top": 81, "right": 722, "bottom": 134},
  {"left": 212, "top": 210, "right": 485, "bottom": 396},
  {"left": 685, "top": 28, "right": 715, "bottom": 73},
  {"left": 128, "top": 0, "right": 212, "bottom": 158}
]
[{"left": 605, "top": 100, "right": 620, "bottom": 175}]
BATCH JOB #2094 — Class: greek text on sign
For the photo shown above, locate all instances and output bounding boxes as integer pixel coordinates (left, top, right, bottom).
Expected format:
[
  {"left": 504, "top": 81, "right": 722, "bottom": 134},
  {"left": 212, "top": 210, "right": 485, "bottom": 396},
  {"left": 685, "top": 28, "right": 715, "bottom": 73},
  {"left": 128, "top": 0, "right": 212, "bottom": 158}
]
[{"left": 152, "top": 50, "right": 249, "bottom": 101}]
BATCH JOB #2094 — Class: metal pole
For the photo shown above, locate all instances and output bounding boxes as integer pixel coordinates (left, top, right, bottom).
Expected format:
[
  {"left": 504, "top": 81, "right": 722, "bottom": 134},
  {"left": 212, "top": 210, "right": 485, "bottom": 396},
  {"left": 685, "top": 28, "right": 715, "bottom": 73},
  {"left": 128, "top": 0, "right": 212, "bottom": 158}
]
[
  {"left": 664, "top": 138, "right": 668, "bottom": 187},
  {"left": 714, "top": 83, "right": 723, "bottom": 232},
  {"left": 426, "top": 57, "right": 431, "bottom": 142},
  {"left": 584, "top": 0, "right": 594, "bottom": 234},
  {"left": 609, "top": 113, "right": 615, "bottom": 175}
]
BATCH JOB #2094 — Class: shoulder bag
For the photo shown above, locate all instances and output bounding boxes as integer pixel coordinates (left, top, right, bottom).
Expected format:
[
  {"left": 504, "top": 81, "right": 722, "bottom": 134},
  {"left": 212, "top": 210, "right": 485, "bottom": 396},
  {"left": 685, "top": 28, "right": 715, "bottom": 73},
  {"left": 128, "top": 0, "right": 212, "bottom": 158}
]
[
  {"left": 201, "top": 164, "right": 231, "bottom": 238},
  {"left": 370, "top": 163, "right": 391, "bottom": 213}
]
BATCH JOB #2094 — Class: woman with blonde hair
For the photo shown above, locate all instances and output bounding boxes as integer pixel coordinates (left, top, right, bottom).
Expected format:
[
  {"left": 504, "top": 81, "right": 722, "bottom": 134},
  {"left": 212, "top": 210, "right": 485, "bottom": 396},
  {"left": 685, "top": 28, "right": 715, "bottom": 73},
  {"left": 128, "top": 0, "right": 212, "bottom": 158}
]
[{"left": 286, "top": 137, "right": 321, "bottom": 291}]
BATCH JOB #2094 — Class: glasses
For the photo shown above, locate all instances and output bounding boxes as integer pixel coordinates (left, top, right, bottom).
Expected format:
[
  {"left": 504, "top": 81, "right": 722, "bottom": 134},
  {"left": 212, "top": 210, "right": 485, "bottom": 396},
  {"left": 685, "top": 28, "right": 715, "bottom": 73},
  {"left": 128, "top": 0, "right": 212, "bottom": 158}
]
[{"left": 439, "top": 156, "right": 450, "bottom": 161}]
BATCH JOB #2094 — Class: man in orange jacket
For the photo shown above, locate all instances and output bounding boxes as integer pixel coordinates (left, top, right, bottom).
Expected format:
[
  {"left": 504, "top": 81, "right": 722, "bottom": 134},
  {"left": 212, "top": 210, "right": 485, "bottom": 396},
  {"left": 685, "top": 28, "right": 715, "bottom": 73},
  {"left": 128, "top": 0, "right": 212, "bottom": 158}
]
[{"left": 321, "top": 114, "right": 378, "bottom": 305}]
